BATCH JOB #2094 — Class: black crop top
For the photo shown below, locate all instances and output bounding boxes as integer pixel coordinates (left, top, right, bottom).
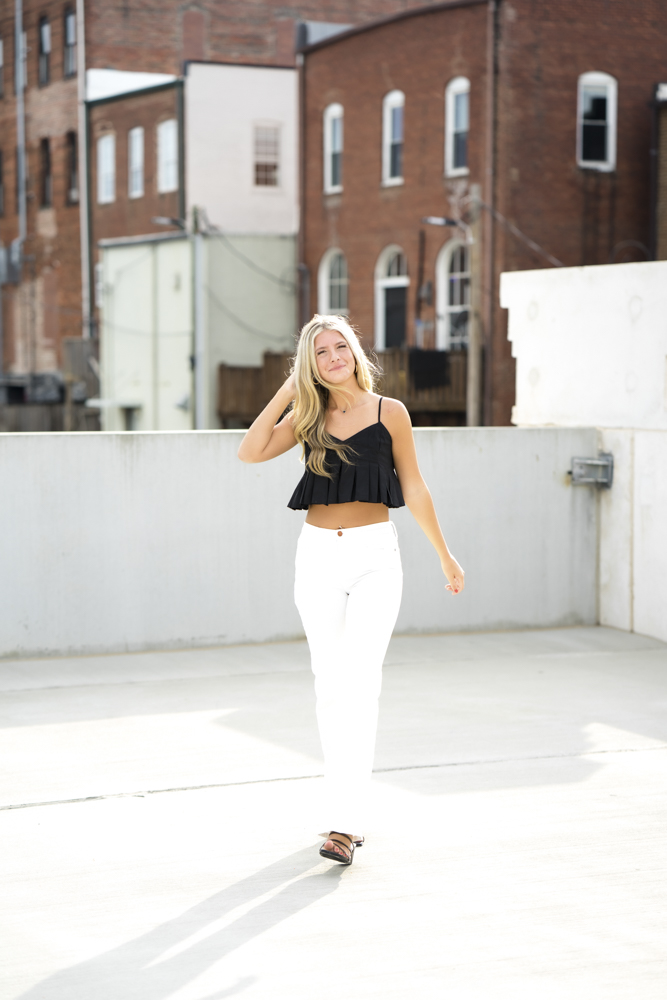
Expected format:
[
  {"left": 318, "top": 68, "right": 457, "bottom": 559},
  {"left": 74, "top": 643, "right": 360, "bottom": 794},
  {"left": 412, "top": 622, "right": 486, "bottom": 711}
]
[{"left": 287, "top": 398, "right": 405, "bottom": 510}]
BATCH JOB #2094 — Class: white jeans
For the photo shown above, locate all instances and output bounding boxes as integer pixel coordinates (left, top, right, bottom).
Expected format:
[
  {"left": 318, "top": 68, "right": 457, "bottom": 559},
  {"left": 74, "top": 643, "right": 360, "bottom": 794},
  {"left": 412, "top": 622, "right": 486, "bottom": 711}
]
[{"left": 294, "top": 520, "right": 403, "bottom": 835}]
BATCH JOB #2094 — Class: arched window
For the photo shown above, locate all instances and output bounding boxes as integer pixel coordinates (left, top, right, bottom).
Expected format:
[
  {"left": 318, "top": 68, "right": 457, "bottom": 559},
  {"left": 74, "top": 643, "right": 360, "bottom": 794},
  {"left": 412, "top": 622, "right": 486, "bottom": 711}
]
[
  {"left": 382, "top": 90, "right": 404, "bottom": 185},
  {"left": 577, "top": 72, "right": 617, "bottom": 171},
  {"left": 375, "top": 246, "right": 409, "bottom": 349},
  {"left": 445, "top": 77, "right": 469, "bottom": 177},
  {"left": 435, "top": 241, "right": 470, "bottom": 350},
  {"left": 323, "top": 103, "right": 343, "bottom": 193},
  {"left": 318, "top": 248, "right": 349, "bottom": 315}
]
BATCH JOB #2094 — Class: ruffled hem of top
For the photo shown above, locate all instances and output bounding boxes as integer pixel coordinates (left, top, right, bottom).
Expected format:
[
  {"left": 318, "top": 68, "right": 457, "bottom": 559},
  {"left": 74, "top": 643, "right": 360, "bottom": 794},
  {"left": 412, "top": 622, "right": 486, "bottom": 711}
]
[{"left": 287, "top": 460, "right": 405, "bottom": 510}]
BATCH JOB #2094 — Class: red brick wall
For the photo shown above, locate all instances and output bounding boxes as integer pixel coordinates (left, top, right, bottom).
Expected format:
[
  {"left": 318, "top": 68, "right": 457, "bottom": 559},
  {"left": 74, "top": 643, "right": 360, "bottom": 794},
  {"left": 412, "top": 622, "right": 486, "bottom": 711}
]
[
  {"left": 1, "top": 0, "right": 440, "bottom": 375},
  {"left": 0, "top": 0, "right": 82, "bottom": 371},
  {"left": 89, "top": 85, "right": 181, "bottom": 243},
  {"left": 302, "top": 3, "right": 488, "bottom": 382},
  {"left": 302, "top": 0, "right": 667, "bottom": 425},
  {"left": 85, "top": 0, "right": 451, "bottom": 74}
]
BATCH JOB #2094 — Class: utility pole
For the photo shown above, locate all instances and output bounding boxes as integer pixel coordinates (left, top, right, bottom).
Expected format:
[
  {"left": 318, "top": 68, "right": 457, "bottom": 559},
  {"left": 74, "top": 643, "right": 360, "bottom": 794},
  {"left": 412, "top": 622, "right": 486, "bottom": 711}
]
[{"left": 467, "top": 184, "right": 483, "bottom": 426}]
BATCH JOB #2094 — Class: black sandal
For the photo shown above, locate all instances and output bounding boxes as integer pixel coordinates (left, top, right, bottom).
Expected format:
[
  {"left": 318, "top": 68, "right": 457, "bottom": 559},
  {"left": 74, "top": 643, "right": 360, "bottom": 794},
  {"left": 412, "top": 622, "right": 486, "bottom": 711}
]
[{"left": 319, "top": 832, "right": 357, "bottom": 866}]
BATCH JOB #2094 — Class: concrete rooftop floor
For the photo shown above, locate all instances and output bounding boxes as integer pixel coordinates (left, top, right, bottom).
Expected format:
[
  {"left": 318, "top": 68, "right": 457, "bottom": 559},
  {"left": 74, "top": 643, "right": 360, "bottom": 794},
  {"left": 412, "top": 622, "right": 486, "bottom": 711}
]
[{"left": 1, "top": 626, "right": 666, "bottom": 1000}]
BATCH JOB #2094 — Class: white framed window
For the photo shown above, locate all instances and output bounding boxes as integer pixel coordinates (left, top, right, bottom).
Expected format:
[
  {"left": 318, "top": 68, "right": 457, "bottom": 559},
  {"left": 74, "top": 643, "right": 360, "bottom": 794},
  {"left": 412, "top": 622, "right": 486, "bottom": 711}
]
[
  {"left": 63, "top": 8, "right": 76, "bottom": 78},
  {"left": 382, "top": 90, "right": 404, "bottom": 186},
  {"left": 318, "top": 248, "right": 349, "bottom": 314},
  {"left": 577, "top": 71, "right": 617, "bottom": 171},
  {"left": 96, "top": 133, "right": 115, "bottom": 204},
  {"left": 323, "top": 103, "right": 343, "bottom": 193},
  {"left": 445, "top": 76, "right": 470, "bottom": 177},
  {"left": 254, "top": 124, "right": 280, "bottom": 187},
  {"left": 374, "top": 245, "right": 409, "bottom": 349},
  {"left": 435, "top": 240, "right": 470, "bottom": 350},
  {"left": 38, "top": 17, "right": 51, "bottom": 86},
  {"left": 128, "top": 126, "right": 144, "bottom": 198},
  {"left": 157, "top": 118, "right": 178, "bottom": 193}
]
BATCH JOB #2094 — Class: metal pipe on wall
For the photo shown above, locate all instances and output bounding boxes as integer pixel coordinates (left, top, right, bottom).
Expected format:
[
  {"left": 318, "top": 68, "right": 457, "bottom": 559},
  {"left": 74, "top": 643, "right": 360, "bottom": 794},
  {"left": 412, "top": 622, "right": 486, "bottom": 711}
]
[
  {"left": 193, "top": 209, "right": 205, "bottom": 429},
  {"left": 14, "top": 0, "right": 27, "bottom": 250},
  {"left": 467, "top": 184, "right": 483, "bottom": 426},
  {"left": 483, "top": 0, "right": 498, "bottom": 425},
  {"left": 76, "top": 0, "right": 92, "bottom": 338}
]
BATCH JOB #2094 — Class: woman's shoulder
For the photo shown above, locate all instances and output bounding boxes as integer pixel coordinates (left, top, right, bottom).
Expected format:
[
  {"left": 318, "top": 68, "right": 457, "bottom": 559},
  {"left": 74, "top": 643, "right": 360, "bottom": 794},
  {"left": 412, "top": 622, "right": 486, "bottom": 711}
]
[{"left": 378, "top": 396, "right": 411, "bottom": 428}]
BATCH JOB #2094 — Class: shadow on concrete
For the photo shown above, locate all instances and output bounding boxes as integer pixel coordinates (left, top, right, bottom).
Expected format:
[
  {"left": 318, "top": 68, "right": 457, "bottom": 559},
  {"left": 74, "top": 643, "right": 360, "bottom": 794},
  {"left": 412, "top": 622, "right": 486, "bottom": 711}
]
[{"left": 17, "top": 847, "right": 342, "bottom": 1000}]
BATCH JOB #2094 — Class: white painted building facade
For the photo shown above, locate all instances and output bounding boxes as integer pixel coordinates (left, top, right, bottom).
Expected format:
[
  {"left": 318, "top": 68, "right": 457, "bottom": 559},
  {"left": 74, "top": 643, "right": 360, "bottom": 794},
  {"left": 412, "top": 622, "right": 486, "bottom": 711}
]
[{"left": 98, "top": 63, "right": 298, "bottom": 431}]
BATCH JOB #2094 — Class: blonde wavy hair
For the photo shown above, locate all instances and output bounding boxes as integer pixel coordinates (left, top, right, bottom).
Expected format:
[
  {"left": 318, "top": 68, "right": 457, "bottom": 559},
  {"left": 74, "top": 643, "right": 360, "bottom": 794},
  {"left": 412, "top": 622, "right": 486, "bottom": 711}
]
[{"left": 291, "top": 314, "right": 380, "bottom": 478}]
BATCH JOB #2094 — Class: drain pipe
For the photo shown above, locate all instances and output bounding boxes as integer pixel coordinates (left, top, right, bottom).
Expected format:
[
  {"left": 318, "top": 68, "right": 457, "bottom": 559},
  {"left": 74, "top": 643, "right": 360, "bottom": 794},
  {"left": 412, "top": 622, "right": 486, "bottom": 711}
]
[
  {"left": 76, "top": 0, "right": 92, "bottom": 337},
  {"left": 482, "top": 0, "right": 499, "bottom": 425},
  {"left": 14, "top": 0, "right": 27, "bottom": 256}
]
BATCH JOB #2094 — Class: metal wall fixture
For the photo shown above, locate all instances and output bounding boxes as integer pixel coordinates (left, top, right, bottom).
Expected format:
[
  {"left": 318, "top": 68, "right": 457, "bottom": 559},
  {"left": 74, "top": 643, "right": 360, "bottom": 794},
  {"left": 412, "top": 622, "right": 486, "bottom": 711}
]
[{"left": 569, "top": 453, "right": 614, "bottom": 488}]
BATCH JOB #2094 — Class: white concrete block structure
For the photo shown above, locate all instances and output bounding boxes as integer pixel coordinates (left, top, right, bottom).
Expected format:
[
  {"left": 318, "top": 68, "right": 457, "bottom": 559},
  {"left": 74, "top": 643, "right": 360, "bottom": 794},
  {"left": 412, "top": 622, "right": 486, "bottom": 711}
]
[
  {"left": 501, "top": 259, "right": 667, "bottom": 644},
  {"left": 500, "top": 259, "right": 667, "bottom": 430}
]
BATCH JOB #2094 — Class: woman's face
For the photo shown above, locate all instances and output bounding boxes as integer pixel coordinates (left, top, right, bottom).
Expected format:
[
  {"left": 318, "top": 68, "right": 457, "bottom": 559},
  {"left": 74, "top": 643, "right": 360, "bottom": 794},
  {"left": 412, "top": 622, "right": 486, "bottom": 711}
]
[{"left": 313, "top": 329, "right": 356, "bottom": 383}]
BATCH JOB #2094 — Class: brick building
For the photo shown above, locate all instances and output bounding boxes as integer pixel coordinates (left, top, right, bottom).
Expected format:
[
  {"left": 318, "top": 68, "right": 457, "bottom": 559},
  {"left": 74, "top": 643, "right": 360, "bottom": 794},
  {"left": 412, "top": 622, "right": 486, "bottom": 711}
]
[
  {"left": 300, "top": 0, "right": 667, "bottom": 426},
  {"left": 0, "top": 0, "right": 447, "bottom": 408}
]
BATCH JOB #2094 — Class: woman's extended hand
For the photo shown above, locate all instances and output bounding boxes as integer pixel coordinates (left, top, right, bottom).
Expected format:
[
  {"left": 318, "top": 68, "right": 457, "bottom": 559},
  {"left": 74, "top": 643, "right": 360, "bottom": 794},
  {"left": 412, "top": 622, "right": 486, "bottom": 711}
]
[{"left": 442, "top": 556, "right": 465, "bottom": 595}]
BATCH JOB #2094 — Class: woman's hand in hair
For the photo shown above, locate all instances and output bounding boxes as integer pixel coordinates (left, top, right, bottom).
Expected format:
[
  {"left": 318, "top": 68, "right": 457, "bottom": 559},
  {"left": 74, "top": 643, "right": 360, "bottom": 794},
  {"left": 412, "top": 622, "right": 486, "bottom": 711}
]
[
  {"left": 283, "top": 372, "right": 296, "bottom": 398},
  {"left": 441, "top": 555, "right": 465, "bottom": 596}
]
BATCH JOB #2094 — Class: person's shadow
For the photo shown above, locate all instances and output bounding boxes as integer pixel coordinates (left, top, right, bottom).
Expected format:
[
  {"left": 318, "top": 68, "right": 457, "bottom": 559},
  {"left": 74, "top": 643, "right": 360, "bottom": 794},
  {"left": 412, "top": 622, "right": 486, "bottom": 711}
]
[{"left": 19, "top": 847, "right": 341, "bottom": 1000}]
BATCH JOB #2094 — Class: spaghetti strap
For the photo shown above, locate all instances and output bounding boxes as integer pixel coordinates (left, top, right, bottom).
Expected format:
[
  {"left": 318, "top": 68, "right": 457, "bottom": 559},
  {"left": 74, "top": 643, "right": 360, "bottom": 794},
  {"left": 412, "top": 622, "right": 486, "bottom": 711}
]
[{"left": 378, "top": 397, "right": 383, "bottom": 422}]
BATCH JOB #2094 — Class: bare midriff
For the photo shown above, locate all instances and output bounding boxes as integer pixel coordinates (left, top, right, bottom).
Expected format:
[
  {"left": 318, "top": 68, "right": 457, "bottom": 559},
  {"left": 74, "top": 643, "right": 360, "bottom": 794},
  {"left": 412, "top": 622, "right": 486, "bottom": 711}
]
[{"left": 305, "top": 501, "right": 389, "bottom": 530}]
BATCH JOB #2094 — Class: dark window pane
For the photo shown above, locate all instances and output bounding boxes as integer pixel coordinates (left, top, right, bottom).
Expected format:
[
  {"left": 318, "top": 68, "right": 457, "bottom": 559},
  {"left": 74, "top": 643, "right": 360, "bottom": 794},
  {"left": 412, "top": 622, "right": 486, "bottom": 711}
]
[
  {"left": 40, "top": 138, "right": 52, "bottom": 206},
  {"left": 331, "top": 150, "right": 341, "bottom": 187},
  {"left": 449, "top": 309, "right": 469, "bottom": 349},
  {"left": 255, "top": 162, "right": 278, "bottom": 186},
  {"left": 582, "top": 122, "right": 607, "bottom": 162},
  {"left": 385, "top": 286, "right": 406, "bottom": 348},
  {"left": 582, "top": 94, "right": 607, "bottom": 122},
  {"left": 453, "top": 130, "right": 467, "bottom": 169},
  {"left": 390, "top": 140, "right": 402, "bottom": 178},
  {"left": 67, "top": 132, "right": 79, "bottom": 204},
  {"left": 391, "top": 105, "right": 403, "bottom": 143}
]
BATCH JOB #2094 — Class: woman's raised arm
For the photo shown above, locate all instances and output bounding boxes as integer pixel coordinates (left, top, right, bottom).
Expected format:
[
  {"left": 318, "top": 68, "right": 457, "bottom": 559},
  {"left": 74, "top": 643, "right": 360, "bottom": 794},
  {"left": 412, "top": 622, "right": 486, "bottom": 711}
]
[{"left": 237, "top": 375, "right": 299, "bottom": 464}]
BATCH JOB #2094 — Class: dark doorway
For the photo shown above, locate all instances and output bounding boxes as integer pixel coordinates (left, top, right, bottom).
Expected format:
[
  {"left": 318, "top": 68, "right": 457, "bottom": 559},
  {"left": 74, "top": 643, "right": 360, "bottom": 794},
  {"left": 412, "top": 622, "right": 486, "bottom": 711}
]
[{"left": 385, "top": 287, "right": 406, "bottom": 348}]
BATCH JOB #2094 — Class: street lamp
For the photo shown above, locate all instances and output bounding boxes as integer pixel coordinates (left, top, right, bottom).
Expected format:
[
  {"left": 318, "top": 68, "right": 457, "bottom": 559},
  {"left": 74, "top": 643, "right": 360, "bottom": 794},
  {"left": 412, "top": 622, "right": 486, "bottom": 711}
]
[
  {"left": 421, "top": 215, "right": 473, "bottom": 245},
  {"left": 151, "top": 216, "right": 187, "bottom": 230}
]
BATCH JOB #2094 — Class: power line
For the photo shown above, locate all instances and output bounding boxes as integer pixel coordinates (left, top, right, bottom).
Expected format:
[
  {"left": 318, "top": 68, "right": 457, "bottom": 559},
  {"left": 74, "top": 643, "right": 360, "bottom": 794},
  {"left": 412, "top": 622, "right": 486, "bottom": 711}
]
[
  {"left": 206, "top": 286, "right": 293, "bottom": 343},
  {"left": 480, "top": 201, "right": 564, "bottom": 268},
  {"left": 199, "top": 210, "right": 297, "bottom": 292}
]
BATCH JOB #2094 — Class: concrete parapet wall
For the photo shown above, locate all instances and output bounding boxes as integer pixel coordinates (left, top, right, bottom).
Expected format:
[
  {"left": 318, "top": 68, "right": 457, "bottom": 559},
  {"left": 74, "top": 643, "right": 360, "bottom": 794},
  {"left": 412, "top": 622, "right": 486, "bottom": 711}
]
[
  {"left": 599, "top": 429, "right": 667, "bottom": 643},
  {"left": 0, "top": 427, "right": 600, "bottom": 658}
]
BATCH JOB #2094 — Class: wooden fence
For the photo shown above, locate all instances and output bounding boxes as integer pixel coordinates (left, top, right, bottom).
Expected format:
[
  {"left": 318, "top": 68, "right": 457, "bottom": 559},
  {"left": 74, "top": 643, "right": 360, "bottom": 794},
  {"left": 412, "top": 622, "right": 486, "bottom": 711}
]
[{"left": 218, "top": 350, "right": 467, "bottom": 426}]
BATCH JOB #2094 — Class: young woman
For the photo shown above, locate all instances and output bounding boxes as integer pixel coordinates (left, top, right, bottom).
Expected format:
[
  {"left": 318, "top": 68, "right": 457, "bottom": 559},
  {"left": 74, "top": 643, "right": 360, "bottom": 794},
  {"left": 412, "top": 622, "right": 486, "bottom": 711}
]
[{"left": 238, "top": 315, "right": 464, "bottom": 866}]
